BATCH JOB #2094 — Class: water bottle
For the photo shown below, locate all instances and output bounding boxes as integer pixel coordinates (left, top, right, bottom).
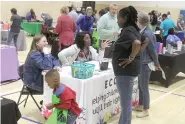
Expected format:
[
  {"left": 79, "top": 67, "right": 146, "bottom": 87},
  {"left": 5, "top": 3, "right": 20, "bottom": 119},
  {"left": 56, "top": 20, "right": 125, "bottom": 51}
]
[
  {"left": 167, "top": 44, "right": 173, "bottom": 54},
  {"left": 162, "top": 47, "right": 166, "bottom": 54}
]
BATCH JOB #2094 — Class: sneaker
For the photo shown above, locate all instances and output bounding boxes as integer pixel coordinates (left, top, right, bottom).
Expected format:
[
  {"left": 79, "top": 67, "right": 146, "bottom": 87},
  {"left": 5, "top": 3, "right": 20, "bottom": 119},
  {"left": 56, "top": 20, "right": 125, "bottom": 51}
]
[
  {"left": 132, "top": 105, "right": 143, "bottom": 112},
  {"left": 136, "top": 111, "right": 149, "bottom": 118}
]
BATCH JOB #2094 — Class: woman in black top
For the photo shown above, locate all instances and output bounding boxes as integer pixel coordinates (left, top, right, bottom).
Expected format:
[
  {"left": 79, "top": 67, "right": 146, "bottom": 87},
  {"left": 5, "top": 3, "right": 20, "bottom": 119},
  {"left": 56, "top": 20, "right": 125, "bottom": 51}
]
[
  {"left": 112, "top": 6, "right": 148, "bottom": 124},
  {"left": 151, "top": 10, "right": 158, "bottom": 32}
]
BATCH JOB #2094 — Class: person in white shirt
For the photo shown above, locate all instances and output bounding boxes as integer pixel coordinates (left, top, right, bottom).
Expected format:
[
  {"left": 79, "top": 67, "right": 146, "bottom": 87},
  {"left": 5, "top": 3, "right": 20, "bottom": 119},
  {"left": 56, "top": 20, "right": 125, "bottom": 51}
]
[
  {"left": 58, "top": 32, "right": 111, "bottom": 66},
  {"left": 97, "top": 3, "right": 120, "bottom": 58}
]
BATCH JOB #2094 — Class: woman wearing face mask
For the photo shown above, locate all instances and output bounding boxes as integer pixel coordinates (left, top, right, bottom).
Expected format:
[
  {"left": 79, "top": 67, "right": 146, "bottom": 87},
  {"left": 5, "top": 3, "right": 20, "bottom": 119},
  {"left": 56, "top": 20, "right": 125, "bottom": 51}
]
[
  {"left": 76, "top": 7, "right": 94, "bottom": 33},
  {"left": 24, "top": 35, "right": 61, "bottom": 92},
  {"left": 58, "top": 32, "right": 111, "bottom": 66}
]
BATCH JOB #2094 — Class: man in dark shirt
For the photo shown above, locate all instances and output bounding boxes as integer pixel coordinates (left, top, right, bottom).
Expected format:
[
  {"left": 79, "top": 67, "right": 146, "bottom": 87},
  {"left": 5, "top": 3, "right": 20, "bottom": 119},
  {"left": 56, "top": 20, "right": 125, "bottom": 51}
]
[{"left": 7, "top": 8, "right": 22, "bottom": 51}]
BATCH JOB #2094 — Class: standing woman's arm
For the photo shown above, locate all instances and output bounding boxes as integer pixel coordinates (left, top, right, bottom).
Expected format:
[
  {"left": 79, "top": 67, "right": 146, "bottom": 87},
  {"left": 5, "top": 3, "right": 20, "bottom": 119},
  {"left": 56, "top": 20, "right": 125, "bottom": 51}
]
[
  {"left": 130, "top": 40, "right": 142, "bottom": 59},
  {"left": 119, "top": 34, "right": 148, "bottom": 68},
  {"left": 130, "top": 34, "right": 149, "bottom": 58},
  {"left": 119, "top": 40, "right": 142, "bottom": 68},
  {"left": 139, "top": 35, "right": 149, "bottom": 51}
]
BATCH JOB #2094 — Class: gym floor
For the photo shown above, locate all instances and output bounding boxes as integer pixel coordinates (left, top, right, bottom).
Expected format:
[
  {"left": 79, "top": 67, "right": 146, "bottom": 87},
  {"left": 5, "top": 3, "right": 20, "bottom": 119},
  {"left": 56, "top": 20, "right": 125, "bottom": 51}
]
[{"left": 1, "top": 35, "right": 185, "bottom": 124}]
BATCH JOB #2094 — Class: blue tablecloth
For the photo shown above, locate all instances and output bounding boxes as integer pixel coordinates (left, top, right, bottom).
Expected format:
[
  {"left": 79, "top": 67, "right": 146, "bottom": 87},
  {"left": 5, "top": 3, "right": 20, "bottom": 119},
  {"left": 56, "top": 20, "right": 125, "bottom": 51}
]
[{"left": 176, "top": 31, "right": 185, "bottom": 41}]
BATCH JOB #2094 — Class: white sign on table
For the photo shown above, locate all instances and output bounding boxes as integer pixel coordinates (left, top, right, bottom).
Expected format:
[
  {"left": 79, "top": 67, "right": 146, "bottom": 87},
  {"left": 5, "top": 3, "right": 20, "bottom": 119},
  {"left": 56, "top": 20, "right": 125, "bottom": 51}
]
[{"left": 43, "top": 61, "right": 139, "bottom": 124}]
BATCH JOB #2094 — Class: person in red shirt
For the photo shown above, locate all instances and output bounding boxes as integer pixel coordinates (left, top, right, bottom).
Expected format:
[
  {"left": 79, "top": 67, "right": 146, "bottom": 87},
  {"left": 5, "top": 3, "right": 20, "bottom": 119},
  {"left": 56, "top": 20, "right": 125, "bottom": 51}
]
[
  {"left": 55, "top": 6, "right": 77, "bottom": 51},
  {"left": 45, "top": 69, "right": 82, "bottom": 124}
]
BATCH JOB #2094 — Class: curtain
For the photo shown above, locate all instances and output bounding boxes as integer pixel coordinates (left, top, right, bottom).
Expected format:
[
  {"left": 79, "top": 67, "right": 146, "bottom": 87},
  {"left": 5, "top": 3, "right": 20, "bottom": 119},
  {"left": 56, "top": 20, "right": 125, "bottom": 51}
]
[{"left": 82, "top": 1, "right": 95, "bottom": 11}]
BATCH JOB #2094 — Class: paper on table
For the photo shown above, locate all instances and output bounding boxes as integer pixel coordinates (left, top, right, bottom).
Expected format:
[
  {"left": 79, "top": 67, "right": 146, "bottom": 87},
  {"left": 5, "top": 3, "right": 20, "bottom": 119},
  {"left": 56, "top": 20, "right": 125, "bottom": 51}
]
[
  {"left": 148, "top": 62, "right": 166, "bottom": 80},
  {"left": 177, "top": 41, "right": 182, "bottom": 51},
  {"left": 161, "top": 69, "right": 166, "bottom": 80},
  {"left": 148, "top": 62, "right": 155, "bottom": 71}
]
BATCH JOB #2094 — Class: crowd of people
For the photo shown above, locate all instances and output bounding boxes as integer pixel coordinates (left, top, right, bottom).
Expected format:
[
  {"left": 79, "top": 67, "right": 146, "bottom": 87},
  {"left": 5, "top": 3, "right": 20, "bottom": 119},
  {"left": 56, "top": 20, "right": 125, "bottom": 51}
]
[
  {"left": 6, "top": 3, "right": 185, "bottom": 124},
  {"left": 148, "top": 10, "right": 185, "bottom": 46}
]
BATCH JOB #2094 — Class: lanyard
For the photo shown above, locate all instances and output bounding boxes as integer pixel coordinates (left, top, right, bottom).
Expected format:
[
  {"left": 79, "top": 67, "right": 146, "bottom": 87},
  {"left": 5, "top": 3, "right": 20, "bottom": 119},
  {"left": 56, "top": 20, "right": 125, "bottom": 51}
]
[{"left": 140, "top": 26, "right": 147, "bottom": 34}]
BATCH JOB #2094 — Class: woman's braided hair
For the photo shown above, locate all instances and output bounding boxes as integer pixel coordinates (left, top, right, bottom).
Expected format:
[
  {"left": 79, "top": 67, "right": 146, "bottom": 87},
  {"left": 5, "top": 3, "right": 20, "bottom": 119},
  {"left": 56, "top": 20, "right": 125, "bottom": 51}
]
[{"left": 118, "top": 6, "right": 140, "bottom": 31}]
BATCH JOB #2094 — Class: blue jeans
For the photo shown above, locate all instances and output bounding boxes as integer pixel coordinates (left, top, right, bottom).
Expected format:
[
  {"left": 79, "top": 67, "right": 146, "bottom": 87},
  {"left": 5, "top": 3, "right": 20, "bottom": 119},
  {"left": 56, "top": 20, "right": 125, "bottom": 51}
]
[
  {"left": 67, "top": 110, "right": 77, "bottom": 124},
  {"left": 116, "top": 76, "right": 136, "bottom": 124},
  {"left": 139, "top": 64, "right": 152, "bottom": 110},
  {"left": 7, "top": 31, "right": 19, "bottom": 51}
]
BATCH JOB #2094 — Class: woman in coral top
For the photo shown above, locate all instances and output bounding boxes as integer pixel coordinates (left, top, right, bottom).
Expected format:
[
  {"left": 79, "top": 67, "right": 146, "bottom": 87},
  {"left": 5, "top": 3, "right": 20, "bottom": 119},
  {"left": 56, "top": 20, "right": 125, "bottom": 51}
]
[{"left": 55, "top": 6, "right": 76, "bottom": 51}]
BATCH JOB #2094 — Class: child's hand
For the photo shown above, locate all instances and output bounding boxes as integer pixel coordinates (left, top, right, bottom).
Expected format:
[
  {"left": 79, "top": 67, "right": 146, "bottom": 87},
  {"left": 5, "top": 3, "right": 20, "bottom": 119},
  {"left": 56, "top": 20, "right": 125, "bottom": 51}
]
[{"left": 46, "top": 103, "right": 54, "bottom": 110}]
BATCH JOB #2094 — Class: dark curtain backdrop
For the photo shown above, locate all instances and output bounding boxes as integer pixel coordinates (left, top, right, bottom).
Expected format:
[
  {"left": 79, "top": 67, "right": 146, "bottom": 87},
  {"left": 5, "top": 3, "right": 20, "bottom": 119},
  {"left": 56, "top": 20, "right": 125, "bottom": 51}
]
[{"left": 82, "top": 1, "right": 95, "bottom": 11}]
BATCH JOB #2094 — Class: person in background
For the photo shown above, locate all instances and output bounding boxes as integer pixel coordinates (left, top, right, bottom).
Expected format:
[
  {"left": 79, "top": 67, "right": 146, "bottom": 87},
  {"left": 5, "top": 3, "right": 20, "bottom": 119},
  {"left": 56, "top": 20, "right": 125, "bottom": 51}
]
[
  {"left": 104, "top": 7, "right": 109, "bottom": 12},
  {"left": 150, "top": 10, "right": 158, "bottom": 32},
  {"left": 76, "top": 7, "right": 94, "bottom": 33},
  {"left": 167, "top": 11, "right": 171, "bottom": 19},
  {"left": 77, "top": 7, "right": 86, "bottom": 20},
  {"left": 45, "top": 69, "right": 82, "bottom": 123},
  {"left": 158, "top": 12, "right": 162, "bottom": 22},
  {"left": 112, "top": 6, "right": 148, "bottom": 124},
  {"left": 26, "top": 9, "right": 36, "bottom": 21},
  {"left": 55, "top": 6, "right": 76, "bottom": 51},
  {"left": 99, "top": 9, "right": 107, "bottom": 18},
  {"left": 7, "top": 8, "right": 22, "bottom": 51},
  {"left": 41, "top": 13, "right": 53, "bottom": 27},
  {"left": 68, "top": 4, "right": 78, "bottom": 22},
  {"left": 58, "top": 32, "right": 111, "bottom": 66},
  {"left": 97, "top": 3, "right": 120, "bottom": 58},
  {"left": 93, "top": 10, "right": 99, "bottom": 23},
  {"left": 81, "top": 7, "right": 86, "bottom": 15},
  {"left": 92, "top": 10, "right": 99, "bottom": 28},
  {"left": 133, "top": 12, "right": 160, "bottom": 118},
  {"left": 166, "top": 28, "right": 181, "bottom": 44},
  {"left": 24, "top": 35, "right": 61, "bottom": 92},
  {"left": 160, "top": 14, "right": 176, "bottom": 47},
  {"left": 40, "top": 13, "right": 53, "bottom": 33},
  {"left": 76, "top": 7, "right": 82, "bottom": 17},
  {"left": 156, "top": 12, "right": 162, "bottom": 31},
  {"left": 177, "top": 14, "right": 185, "bottom": 31},
  {"left": 148, "top": 12, "right": 152, "bottom": 22}
]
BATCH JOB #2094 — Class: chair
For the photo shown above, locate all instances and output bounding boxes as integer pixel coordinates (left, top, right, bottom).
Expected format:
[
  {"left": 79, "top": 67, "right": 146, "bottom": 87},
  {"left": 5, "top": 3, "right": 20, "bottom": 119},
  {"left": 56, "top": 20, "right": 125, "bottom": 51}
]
[{"left": 17, "top": 64, "right": 43, "bottom": 111}]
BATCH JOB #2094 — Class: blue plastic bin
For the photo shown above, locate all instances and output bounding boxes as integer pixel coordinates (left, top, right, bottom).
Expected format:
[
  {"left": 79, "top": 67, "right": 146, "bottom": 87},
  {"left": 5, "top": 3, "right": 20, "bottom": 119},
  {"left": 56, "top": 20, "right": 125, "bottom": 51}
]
[{"left": 71, "top": 62, "right": 95, "bottom": 79}]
